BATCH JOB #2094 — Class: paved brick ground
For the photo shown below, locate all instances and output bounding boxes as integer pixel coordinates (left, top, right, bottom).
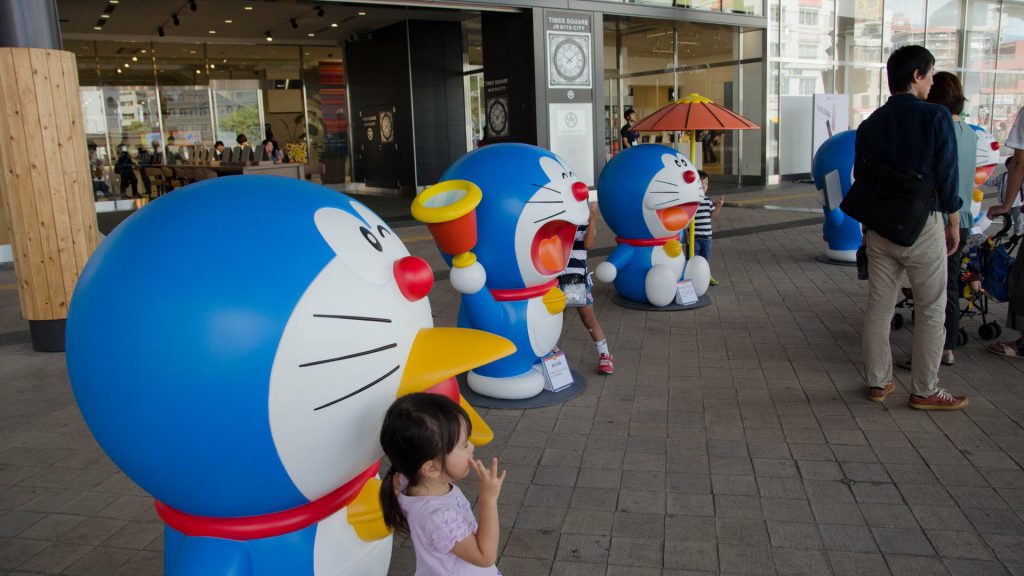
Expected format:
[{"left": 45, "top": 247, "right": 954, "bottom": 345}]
[{"left": 2, "top": 181, "right": 1023, "bottom": 575}]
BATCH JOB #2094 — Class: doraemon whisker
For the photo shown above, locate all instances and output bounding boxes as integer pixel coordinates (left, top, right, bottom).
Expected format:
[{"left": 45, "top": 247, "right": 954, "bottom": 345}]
[
  {"left": 654, "top": 199, "right": 682, "bottom": 207},
  {"left": 313, "top": 314, "right": 393, "bottom": 323},
  {"left": 312, "top": 365, "right": 401, "bottom": 411},
  {"left": 299, "top": 343, "right": 398, "bottom": 368},
  {"left": 655, "top": 180, "right": 678, "bottom": 187},
  {"left": 527, "top": 201, "right": 563, "bottom": 204},
  {"left": 529, "top": 183, "right": 562, "bottom": 194},
  {"left": 533, "top": 210, "right": 567, "bottom": 224},
  {"left": 649, "top": 190, "right": 677, "bottom": 194}
]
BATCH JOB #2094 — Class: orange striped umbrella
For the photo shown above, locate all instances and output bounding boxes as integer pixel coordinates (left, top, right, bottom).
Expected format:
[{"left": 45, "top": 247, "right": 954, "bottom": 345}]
[{"left": 629, "top": 93, "right": 759, "bottom": 258}]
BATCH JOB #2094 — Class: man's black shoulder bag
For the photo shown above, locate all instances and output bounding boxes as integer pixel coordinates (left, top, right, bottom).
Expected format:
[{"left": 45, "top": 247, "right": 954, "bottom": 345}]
[{"left": 840, "top": 158, "right": 935, "bottom": 247}]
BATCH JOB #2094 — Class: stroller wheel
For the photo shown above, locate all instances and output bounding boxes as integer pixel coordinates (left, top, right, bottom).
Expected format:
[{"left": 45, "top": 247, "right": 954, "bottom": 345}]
[
  {"left": 892, "top": 313, "right": 905, "bottom": 330},
  {"left": 996, "top": 323, "right": 1003, "bottom": 338},
  {"left": 958, "top": 328, "right": 969, "bottom": 347},
  {"left": 979, "top": 323, "right": 998, "bottom": 340}
]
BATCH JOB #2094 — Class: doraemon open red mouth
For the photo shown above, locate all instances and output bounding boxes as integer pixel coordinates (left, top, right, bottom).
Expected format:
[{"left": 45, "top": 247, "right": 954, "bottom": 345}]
[
  {"left": 531, "top": 220, "right": 579, "bottom": 275},
  {"left": 657, "top": 202, "right": 700, "bottom": 232}
]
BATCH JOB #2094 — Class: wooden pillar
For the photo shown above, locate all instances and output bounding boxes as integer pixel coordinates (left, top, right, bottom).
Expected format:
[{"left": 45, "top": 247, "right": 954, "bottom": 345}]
[{"left": 0, "top": 47, "right": 99, "bottom": 351}]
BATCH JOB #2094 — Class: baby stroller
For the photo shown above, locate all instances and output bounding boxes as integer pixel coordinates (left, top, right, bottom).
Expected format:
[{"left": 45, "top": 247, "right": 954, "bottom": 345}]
[
  {"left": 891, "top": 215, "right": 1019, "bottom": 344},
  {"left": 958, "top": 216, "right": 1020, "bottom": 341}
]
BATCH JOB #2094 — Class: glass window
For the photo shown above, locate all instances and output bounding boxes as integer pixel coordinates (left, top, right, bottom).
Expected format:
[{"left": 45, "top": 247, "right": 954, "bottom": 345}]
[
  {"left": 836, "top": 65, "right": 883, "bottom": 127},
  {"left": 883, "top": 0, "right": 926, "bottom": 59},
  {"left": 965, "top": 0, "right": 1000, "bottom": 70},
  {"left": 159, "top": 86, "right": 214, "bottom": 161},
  {"left": 211, "top": 82, "right": 262, "bottom": 150},
  {"left": 926, "top": 0, "right": 961, "bottom": 69},
  {"left": 836, "top": 0, "right": 883, "bottom": 64},
  {"left": 301, "top": 47, "right": 348, "bottom": 185},
  {"left": 777, "top": 0, "right": 834, "bottom": 62},
  {"left": 153, "top": 43, "right": 209, "bottom": 86},
  {"left": 996, "top": 1, "right": 1023, "bottom": 71}
]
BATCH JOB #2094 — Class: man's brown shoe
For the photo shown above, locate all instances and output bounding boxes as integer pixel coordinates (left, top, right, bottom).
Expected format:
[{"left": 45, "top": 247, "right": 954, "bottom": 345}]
[
  {"left": 866, "top": 381, "right": 896, "bottom": 402},
  {"left": 909, "top": 389, "right": 968, "bottom": 411}
]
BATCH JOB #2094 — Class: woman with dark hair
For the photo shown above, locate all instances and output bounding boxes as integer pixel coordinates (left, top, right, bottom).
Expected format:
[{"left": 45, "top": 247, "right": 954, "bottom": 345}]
[{"left": 925, "top": 71, "right": 976, "bottom": 366}]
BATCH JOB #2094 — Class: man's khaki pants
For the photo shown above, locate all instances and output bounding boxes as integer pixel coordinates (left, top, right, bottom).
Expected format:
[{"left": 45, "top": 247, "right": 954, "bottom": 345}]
[{"left": 863, "top": 213, "right": 947, "bottom": 397}]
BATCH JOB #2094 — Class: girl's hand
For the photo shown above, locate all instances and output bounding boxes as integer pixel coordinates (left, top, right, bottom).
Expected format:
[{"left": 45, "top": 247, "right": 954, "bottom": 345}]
[
  {"left": 471, "top": 457, "right": 506, "bottom": 503},
  {"left": 715, "top": 195, "right": 725, "bottom": 210}
]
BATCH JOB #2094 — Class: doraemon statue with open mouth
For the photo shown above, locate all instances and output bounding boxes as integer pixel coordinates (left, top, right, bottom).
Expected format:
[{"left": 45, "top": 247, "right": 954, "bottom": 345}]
[
  {"left": 66, "top": 176, "right": 513, "bottom": 576},
  {"left": 416, "top": 143, "right": 591, "bottom": 400},
  {"left": 595, "top": 144, "right": 703, "bottom": 306}
]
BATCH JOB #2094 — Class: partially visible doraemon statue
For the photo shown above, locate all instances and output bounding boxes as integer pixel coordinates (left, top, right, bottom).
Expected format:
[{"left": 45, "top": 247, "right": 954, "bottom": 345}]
[
  {"left": 971, "top": 124, "right": 1001, "bottom": 232},
  {"left": 66, "top": 176, "right": 512, "bottom": 576},
  {"left": 414, "top": 143, "right": 590, "bottom": 400},
  {"left": 812, "top": 130, "right": 861, "bottom": 263},
  {"left": 594, "top": 144, "right": 703, "bottom": 306}
]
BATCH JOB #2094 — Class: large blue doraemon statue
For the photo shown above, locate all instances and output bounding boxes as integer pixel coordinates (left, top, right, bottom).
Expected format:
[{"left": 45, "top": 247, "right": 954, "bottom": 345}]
[
  {"left": 812, "top": 130, "right": 862, "bottom": 263},
  {"left": 594, "top": 144, "right": 704, "bottom": 306},
  {"left": 414, "top": 143, "right": 590, "bottom": 400},
  {"left": 66, "top": 176, "right": 512, "bottom": 576}
]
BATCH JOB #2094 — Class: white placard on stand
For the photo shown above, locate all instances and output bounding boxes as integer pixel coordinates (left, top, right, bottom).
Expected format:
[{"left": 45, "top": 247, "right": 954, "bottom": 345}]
[
  {"left": 675, "top": 280, "right": 699, "bottom": 306},
  {"left": 542, "top": 349, "right": 574, "bottom": 392}
]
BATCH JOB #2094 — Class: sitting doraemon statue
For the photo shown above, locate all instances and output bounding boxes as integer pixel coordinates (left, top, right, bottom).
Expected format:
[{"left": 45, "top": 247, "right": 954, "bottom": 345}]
[
  {"left": 66, "top": 176, "right": 513, "bottom": 576},
  {"left": 414, "top": 143, "right": 590, "bottom": 400},
  {"left": 594, "top": 144, "right": 704, "bottom": 306},
  {"left": 812, "top": 130, "right": 862, "bottom": 263}
]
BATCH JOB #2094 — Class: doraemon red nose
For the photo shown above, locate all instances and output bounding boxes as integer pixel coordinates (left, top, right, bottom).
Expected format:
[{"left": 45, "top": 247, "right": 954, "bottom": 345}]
[
  {"left": 683, "top": 170, "right": 697, "bottom": 184},
  {"left": 571, "top": 181, "right": 589, "bottom": 202},
  {"left": 393, "top": 256, "right": 433, "bottom": 301}
]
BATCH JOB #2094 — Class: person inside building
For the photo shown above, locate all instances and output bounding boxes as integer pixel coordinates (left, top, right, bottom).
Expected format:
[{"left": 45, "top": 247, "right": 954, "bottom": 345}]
[{"left": 620, "top": 108, "right": 639, "bottom": 149}]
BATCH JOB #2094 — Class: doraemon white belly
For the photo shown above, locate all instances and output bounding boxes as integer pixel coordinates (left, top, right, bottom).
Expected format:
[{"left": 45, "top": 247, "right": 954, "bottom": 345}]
[
  {"left": 313, "top": 510, "right": 392, "bottom": 575},
  {"left": 526, "top": 296, "right": 563, "bottom": 356},
  {"left": 651, "top": 245, "right": 685, "bottom": 279}
]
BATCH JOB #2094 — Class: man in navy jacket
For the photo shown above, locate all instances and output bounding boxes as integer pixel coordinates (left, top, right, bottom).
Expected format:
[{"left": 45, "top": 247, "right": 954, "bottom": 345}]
[{"left": 857, "top": 45, "right": 967, "bottom": 411}]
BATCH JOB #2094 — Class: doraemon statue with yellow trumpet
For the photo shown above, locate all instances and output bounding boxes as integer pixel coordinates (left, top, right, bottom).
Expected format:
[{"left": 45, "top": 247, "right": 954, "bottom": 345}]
[
  {"left": 413, "top": 143, "right": 591, "bottom": 400},
  {"left": 65, "top": 176, "right": 514, "bottom": 576}
]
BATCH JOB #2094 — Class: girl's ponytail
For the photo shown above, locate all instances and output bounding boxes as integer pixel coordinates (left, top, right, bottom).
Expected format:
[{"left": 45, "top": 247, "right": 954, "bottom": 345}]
[{"left": 379, "top": 466, "right": 409, "bottom": 535}]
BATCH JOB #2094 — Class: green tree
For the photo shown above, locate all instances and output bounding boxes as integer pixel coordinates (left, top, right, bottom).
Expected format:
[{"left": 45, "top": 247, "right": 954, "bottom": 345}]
[{"left": 222, "top": 106, "right": 260, "bottom": 138}]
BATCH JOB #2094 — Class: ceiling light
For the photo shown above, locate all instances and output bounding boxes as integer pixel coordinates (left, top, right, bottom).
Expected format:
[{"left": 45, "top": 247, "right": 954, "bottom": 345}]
[
  {"left": 189, "top": 50, "right": 196, "bottom": 54},
  {"left": 307, "top": 33, "right": 315, "bottom": 37},
  {"left": 224, "top": 19, "right": 232, "bottom": 23},
  {"left": 330, "top": 22, "right": 338, "bottom": 27},
  {"left": 316, "top": 6, "right": 325, "bottom": 17},
  {"left": 131, "top": 56, "right": 138, "bottom": 61},
  {"left": 117, "top": 68, "right": 123, "bottom": 74},
  {"left": 305, "top": 52, "right": 311, "bottom": 55},
  {"left": 208, "top": 30, "right": 216, "bottom": 34},
  {"left": 222, "top": 58, "right": 227, "bottom": 63},
  {"left": 210, "top": 63, "right": 215, "bottom": 69},
  {"left": 141, "top": 49, "right": 147, "bottom": 53},
  {"left": 172, "top": 14, "right": 180, "bottom": 26},
  {"left": 189, "top": 1, "right": 197, "bottom": 11},
  {"left": 265, "top": 31, "right": 273, "bottom": 41},
  {"left": 195, "top": 69, "right": 202, "bottom": 74},
  {"left": 358, "top": 11, "right": 366, "bottom": 16},
  {"left": 109, "top": 0, "right": 119, "bottom": 3},
  {"left": 244, "top": 5, "right": 253, "bottom": 10},
  {"left": 124, "top": 63, "right": 130, "bottom": 68},
  {"left": 100, "top": 14, "right": 110, "bottom": 18},
  {"left": 94, "top": 26, "right": 102, "bottom": 30}
]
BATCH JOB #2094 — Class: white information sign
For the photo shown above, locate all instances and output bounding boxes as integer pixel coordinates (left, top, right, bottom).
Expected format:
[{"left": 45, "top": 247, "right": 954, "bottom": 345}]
[
  {"left": 548, "top": 102, "right": 594, "bottom": 186},
  {"left": 675, "top": 280, "right": 699, "bottom": 306},
  {"left": 542, "top": 349, "right": 574, "bottom": 392}
]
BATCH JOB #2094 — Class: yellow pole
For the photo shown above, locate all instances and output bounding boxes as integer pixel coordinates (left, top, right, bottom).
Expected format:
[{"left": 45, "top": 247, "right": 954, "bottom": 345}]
[{"left": 688, "top": 129, "right": 697, "bottom": 259}]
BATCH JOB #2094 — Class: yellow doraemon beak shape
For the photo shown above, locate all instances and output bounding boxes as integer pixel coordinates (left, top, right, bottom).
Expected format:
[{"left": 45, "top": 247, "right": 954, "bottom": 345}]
[
  {"left": 397, "top": 327, "right": 516, "bottom": 446},
  {"left": 350, "top": 327, "right": 515, "bottom": 542}
]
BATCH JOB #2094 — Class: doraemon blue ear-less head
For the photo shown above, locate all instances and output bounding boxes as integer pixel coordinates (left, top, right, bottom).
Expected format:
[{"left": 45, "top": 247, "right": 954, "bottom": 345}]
[
  {"left": 66, "top": 176, "right": 432, "bottom": 517},
  {"left": 597, "top": 144, "right": 702, "bottom": 240},
  {"left": 440, "top": 143, "right": 591, "bottom": 289}
]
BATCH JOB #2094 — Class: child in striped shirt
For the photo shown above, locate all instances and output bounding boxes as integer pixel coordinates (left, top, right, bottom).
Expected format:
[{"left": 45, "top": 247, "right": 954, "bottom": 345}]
[
  {"left": 693, "top": 170, "right": 725, "bottom": 285},
  {"left": 559, "top": 202, "right": 614, "bottom": 375}
]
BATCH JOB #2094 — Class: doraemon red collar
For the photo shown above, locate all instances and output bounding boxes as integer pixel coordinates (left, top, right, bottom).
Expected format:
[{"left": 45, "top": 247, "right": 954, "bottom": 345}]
[
  {"left": 615, "top": 235, "right": 680, "bottom": 247},
  {"left": 490, "top": 279, "right": 559, "bottom": 301},
  {"left": 155, "top": 462, "right": 379, "bottom": 540}
]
